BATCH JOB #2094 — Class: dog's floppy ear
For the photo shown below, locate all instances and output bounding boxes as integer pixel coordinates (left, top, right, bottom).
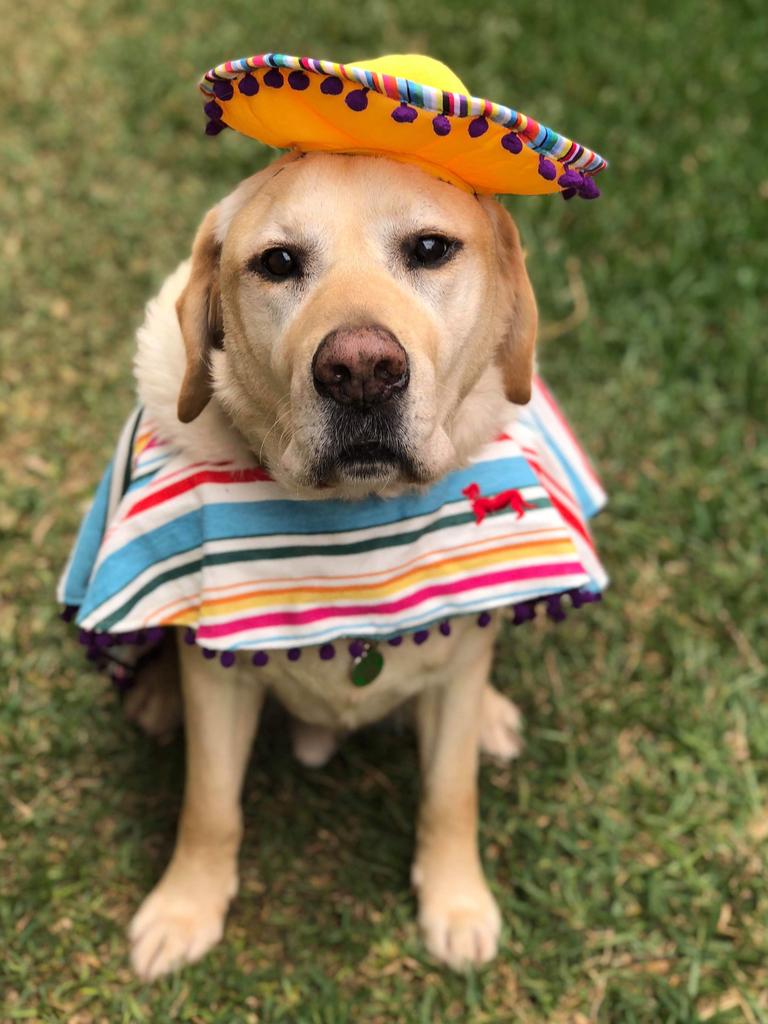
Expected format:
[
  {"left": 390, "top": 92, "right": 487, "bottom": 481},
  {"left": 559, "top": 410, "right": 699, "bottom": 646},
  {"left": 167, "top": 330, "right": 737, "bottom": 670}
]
[
  {"left": 483, "top": 199, "right": 538, "bottom": 406},
  {"left": 176, "top": 207, "right": 224, "bottom": 423}
]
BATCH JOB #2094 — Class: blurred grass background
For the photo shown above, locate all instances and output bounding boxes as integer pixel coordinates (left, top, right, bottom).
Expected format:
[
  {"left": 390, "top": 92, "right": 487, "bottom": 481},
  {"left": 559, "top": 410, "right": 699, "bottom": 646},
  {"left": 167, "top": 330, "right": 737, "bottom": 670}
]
[{"left": 2, "top": 0, "right": 767, "bottom": 1020}]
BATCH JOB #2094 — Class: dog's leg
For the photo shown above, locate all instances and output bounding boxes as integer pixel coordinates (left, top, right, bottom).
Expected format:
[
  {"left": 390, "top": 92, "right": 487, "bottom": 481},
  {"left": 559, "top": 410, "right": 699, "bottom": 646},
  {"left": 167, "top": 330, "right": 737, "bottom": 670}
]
[
  {"left": 478, "top": 684, "right": 524, "bottom": 762},
  {"left": 129, "top": 640, "right": 264, "bottom": 981},
  {"left": 123, "top": 634, "right": 183, "bottom": 743},
  {"left": 412, "top": 631, "right": 501, "bottom": 970}
]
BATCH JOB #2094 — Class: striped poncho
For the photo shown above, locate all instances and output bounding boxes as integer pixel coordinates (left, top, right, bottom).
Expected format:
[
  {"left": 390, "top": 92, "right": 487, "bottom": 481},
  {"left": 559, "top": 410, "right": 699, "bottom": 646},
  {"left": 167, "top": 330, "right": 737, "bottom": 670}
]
[{"left": 58, "top": 377, "right": 608, "bottom": 677}]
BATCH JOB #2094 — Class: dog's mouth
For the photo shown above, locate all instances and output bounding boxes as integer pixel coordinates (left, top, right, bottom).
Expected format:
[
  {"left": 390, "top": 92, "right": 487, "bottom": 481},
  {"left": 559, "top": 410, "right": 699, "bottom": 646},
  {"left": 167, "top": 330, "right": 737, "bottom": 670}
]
[
  {"left": 319, "top": 442, "right": 416, "bottom": 484},
  {"left": 338, "top": 441, "right": 402, "bottom": 473},
  {"left": 309, "top": 436, "right": 425, "bottom": 487},
  {"left": 301, "top": 401, "right": 413, "bottom": 486}
]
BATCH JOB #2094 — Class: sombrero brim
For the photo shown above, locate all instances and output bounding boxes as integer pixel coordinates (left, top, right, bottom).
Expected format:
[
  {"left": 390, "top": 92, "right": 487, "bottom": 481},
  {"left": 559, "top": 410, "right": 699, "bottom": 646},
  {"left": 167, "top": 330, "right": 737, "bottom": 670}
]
[{"left": 199, "top": 53, "right": 606, "bottom": 198}]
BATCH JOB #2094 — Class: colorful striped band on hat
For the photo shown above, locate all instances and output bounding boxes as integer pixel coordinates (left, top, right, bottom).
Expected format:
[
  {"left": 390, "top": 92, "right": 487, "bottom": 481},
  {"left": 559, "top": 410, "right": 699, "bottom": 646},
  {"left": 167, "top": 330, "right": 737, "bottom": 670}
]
[{"left": 197, "top": 52, "right": 607, "bottom": 197}]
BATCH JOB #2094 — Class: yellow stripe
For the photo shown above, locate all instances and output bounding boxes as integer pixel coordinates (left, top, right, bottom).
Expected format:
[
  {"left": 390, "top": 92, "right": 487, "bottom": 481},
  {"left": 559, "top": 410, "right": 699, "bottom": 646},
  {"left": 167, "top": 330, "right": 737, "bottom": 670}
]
[
  {"left": 133, "top": 430, "right": 154, "bottom": 457},
  {"left": 158, "top": 536, "right": 577, "bottom": 625}
]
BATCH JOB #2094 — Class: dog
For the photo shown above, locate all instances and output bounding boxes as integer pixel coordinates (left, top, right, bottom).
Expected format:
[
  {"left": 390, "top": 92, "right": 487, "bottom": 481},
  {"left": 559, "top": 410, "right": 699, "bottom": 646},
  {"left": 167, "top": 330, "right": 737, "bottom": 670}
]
[{"left": 123, "top": 150, "right": 537, "bottom": 979}]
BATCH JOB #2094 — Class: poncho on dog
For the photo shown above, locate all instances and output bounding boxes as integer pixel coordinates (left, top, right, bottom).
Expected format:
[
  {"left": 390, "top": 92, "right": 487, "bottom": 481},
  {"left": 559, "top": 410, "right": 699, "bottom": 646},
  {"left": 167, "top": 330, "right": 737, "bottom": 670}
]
[{"left": 59, "top": 377, "right": 607, "bottom": 686}]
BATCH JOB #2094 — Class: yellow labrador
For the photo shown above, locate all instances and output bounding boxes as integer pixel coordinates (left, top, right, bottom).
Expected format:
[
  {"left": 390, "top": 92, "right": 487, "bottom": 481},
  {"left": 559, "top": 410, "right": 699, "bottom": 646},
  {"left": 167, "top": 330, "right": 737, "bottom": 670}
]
[{"left": 127, "top": 151, "right": 535, "bottom": 979}]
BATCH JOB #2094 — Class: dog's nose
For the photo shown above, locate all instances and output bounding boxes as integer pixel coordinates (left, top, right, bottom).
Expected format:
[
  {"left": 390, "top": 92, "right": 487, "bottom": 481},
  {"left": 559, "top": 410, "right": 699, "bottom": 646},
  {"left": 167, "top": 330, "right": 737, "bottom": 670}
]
[{"left": 312, "top": 327, "right": 409, "bottom": 408}]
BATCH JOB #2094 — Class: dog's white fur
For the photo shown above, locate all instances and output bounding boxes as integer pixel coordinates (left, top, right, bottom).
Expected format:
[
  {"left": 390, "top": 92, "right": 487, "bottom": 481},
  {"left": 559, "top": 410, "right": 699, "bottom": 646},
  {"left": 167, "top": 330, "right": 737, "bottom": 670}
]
[
  {"left": 135, "top": 261, "right": 252, "bottom": 464},
  {"left": 126, "top": 153, "right": 536, "bottom": 980}
]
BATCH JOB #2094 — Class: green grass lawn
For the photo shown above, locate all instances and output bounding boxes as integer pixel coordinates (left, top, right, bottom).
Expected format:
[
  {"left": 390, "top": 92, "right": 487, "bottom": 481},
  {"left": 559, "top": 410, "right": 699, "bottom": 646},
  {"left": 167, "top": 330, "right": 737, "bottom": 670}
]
[{"left": 2, "top": 0, "right": 767, "bottom": 1020}]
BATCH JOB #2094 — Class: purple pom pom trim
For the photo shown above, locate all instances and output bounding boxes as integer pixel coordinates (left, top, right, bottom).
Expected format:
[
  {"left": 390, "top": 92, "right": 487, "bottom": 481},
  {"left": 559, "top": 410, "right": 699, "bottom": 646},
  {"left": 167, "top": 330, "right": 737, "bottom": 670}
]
[
  {"left": 468, "top": 116, "right": 488, "bottom": 138},
  {"left": 537, "top": 155, "right": 557, "bottom": 181},
  {"left": 392, "top": 103, "right": 418, "bottom": 124},
  {"left": 558, "top": 169, "right": 584, "bottom": 189},
  {"left": 264, "top": 69, "right": 284, "bottom": 89},
  {"left": 288, "top": 70, "right": 310, "bottom": 91},
  {"left": 66, "top": 586, "right": 602, "bottom": 690},
  {"left": 212, "top": 79, "right": 234, "bottom": 101},
  {"left": 432, "top": 115, "right": 451, "bottom": 137},
  {"left": 570, "top": 588, "right": 602, "bottom": 608},
  {"left": 205, "top": 119, "right": 227, "bottom": 136},
  {"left": 320, "top": 76, "right": 344, "bottom": 95},
  {"left": 345, "top": 88, "right": 369, "bottom": 112},
  {"left": 512, "top": 602, "right": 536, "bottom": 626},
  {"left": 238, "top": 74, "right": 259, "bottom": 96},
  {"left": 579, "top": 176, "right": 601, "bottom": 200},
  {"left": 501, "top": 131, "right": 523, "bottom": 154}
]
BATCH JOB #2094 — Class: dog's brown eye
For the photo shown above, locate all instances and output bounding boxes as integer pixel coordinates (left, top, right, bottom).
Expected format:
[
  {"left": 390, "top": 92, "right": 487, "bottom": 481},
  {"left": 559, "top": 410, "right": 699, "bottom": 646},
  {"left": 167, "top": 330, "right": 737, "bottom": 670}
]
[
  {"left": 260, "top": 247, "right": 299, "bottom": 279},
  {"left": 410, "top": 235, "right": 455, "bottom": 267}
]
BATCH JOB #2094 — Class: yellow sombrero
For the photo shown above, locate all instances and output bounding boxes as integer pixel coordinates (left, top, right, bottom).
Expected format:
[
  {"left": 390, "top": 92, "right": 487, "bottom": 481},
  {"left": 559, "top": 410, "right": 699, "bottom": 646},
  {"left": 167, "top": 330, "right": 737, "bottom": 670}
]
[{"left": 199, "top": 53, "right": 606, "bottom": 198}]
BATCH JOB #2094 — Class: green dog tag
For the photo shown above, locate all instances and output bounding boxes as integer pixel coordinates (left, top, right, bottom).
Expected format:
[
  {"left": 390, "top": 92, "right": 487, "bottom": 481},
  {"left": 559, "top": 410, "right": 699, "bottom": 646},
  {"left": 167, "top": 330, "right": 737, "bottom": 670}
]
[{"left": 350, "top": 645, "right": 384, "bottom": 687}]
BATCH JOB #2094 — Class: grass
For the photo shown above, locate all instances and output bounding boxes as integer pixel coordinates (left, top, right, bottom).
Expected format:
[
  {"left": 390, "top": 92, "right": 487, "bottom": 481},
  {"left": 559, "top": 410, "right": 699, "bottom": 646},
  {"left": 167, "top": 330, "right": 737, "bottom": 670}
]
[{"left": 1, "top": 0, "right": 767, "bottom": 1020}]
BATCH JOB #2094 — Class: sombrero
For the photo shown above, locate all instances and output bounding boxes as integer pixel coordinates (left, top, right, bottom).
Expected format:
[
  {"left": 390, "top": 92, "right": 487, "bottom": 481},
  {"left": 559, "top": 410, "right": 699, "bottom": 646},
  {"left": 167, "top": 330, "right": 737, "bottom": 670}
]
[{"left": 199, "top": 53, "right": 606, "bottom": 198}]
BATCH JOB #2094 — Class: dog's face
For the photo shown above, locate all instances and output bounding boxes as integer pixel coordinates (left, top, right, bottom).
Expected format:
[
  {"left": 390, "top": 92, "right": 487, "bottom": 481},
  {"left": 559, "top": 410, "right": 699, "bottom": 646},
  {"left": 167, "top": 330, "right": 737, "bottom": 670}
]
[{"left": 176, "top": 152, "right": 537, "bottom": 496}]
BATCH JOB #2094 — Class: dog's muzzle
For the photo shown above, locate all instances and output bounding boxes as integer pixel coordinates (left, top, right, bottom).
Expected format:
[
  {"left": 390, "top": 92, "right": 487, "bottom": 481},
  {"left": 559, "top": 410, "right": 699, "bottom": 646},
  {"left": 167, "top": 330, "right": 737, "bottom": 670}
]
[{"left": 310, "top": 326, "right": 417, "bottom": 484}]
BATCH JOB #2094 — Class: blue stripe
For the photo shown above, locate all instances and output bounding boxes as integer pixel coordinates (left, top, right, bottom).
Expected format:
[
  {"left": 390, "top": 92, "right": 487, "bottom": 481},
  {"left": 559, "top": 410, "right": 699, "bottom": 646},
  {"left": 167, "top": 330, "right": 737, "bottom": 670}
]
[
  {"left": 126, "top": 454, "right": 167, "bottom": 488},
  {"left": 126, "top": 474, "right": 158, "bottom": 492},
  {"left": 521, "top": 408, "right": 601, "bottom": 519},
  {"left": 59, "top": 462, "right": 114, "bottom": 605},
  {"left": 73, "top": 456, "right": 542, "bottom": 616}
]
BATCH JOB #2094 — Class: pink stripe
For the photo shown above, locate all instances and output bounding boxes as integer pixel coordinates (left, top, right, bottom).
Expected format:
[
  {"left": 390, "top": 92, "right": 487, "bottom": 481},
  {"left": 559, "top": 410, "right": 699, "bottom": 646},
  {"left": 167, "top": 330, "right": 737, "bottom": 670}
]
[
  {"left": 520, "top": 448, "right": 593, "bottom": 548},
  {"left": 195, "top": 561, "right": 585, "bottom": 639},
  {"left": 519, "top": 445, "right": 584, "bottom": 524},
  {"left": 140, "top": 435, "right": 160, "bottom": 454}
]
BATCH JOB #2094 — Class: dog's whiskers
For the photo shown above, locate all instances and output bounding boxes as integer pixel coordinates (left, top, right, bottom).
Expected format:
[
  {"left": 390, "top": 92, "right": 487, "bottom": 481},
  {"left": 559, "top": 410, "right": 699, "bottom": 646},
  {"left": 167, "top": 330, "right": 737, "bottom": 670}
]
[{"left": 258, "top": 397, "right": 293, "bottom": 465}]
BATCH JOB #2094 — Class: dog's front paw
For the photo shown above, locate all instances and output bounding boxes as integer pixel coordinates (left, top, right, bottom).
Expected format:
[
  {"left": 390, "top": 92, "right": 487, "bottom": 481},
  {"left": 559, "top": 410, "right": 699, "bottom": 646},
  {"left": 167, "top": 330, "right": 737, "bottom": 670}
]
[
  {"left": 417, "top": 876, "right": 501, "bottom": 971},
  {"left": 478, "top": 684, "right": 524, "bottom": 762},
  {"left": 129, "top": 872, "right": 234, "bottom": 981}
]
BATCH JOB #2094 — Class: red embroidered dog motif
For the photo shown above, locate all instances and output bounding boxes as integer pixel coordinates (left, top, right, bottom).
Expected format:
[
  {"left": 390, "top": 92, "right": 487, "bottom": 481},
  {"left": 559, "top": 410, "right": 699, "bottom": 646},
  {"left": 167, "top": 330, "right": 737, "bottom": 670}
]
[{"left": 462, "top": 483, "right": 535, "bottom": 524}]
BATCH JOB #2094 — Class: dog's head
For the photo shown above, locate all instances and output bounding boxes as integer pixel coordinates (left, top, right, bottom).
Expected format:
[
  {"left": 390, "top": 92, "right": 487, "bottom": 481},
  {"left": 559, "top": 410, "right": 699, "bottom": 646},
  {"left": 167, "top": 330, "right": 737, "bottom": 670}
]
[{"left": 175, "top": 152, "right": 537, "bottom": 497}]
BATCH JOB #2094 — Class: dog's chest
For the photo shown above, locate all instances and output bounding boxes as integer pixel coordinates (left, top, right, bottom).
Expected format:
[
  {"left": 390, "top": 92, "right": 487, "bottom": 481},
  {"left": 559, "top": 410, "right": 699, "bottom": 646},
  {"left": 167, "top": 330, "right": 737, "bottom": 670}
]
[{"left": 254, "top": 615, "right": 490, "bottom": 730}]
